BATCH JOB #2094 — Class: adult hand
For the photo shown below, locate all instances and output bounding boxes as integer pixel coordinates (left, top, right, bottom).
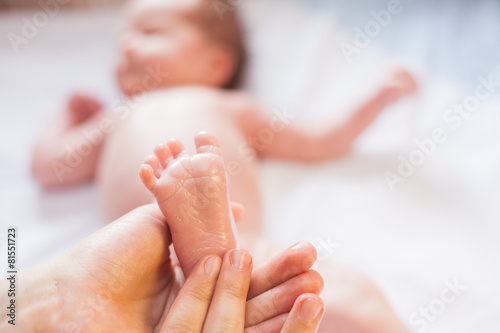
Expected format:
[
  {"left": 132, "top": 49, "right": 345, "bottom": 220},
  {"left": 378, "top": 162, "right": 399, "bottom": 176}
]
[
  {"left": 164, "top": 250, "right": 324, "bottom": 332},
  {"left": 1, "top": 204, "right": 323, "bottom": 332}
]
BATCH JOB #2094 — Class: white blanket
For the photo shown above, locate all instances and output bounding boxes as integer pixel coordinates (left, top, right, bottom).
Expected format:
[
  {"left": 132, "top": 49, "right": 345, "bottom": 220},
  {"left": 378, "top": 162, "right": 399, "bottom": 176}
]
[{"left": 1, "top": 1, "right": 499, "bottom": 331}]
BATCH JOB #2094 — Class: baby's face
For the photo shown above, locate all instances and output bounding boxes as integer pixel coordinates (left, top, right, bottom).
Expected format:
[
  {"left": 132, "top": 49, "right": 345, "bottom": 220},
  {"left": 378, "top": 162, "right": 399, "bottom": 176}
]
[{"left": 116, "top": 0, "right": 224, "bottom": 96}]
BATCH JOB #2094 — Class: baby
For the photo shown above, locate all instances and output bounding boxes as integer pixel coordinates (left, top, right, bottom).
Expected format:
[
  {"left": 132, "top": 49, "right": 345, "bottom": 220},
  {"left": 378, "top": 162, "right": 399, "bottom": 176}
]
[
  {"left": 139, "top": 131, "right": 408, "bottom": 332},
  {"left": 32, "top": 0, "right": 415, "bottom": 331},
  {"left": 33, "top": 0, "right": 416, "bottom": 236}
]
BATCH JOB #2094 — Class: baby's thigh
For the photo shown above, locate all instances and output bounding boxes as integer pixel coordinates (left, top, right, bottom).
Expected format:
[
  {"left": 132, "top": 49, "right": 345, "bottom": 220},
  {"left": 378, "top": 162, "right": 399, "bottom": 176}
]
[
  {"left": 98, "top": 95, "right": 260, "bottom": 223},
  {"left": 130, "top": 99, "right": 262, "bottom": 231}
]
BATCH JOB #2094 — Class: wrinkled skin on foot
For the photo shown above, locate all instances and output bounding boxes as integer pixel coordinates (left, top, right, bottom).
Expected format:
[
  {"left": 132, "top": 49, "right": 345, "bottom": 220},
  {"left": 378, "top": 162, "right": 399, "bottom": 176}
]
[{"left": 140, "top": 131, "right": 238, "bottom": 276}]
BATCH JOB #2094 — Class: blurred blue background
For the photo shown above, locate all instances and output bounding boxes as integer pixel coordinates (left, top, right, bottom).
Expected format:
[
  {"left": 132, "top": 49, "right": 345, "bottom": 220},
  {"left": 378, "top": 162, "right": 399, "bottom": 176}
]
[{"left": 294, "top": 0, "right": 500, "bottom": 90}]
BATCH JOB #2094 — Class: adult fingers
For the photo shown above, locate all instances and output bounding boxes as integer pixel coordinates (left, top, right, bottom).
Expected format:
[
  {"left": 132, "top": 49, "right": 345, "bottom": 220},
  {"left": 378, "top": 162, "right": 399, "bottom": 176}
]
[
  {"left": 244, "top": 313, "right": 288, "bottom": 333},
  {"left": 248, "top": 241, "right": 317, "bottom": 299},
  {"left": 203, "top": 249, "right": 253, "bottom": 332},
  {"left": 245, "top": 270, "right": 323, "bottom": 327},
  {"left": 280, "top": 294, "right": 324, "bottom": 333},
  {"left": 161, "top": 255, "right": 222, "bottom": 333}
]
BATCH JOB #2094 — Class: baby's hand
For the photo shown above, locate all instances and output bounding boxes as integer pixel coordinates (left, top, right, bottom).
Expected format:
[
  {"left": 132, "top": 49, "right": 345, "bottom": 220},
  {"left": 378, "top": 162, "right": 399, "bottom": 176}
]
[
  {"left": 383, "top": 68, "right": 418, "bottom": 102},
  {"left": 67, "top": 93, "right": 103, "bottom": 126}
]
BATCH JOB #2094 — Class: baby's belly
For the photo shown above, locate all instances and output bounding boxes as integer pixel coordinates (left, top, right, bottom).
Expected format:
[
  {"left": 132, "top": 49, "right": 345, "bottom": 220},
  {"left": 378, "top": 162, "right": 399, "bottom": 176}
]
[{"left": 96, "top": 90, "right": 261, "bottom": 229}]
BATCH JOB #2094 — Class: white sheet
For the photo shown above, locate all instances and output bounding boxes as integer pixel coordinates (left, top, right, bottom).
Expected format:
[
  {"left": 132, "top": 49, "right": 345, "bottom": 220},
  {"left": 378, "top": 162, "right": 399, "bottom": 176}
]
[{"left": 1, "top": 1, "right": 499, "bottom": 332}]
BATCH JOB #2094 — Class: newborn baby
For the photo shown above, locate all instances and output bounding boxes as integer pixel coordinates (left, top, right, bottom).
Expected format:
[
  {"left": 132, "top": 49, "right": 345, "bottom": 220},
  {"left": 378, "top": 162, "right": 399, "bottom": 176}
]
[
  {"left": 33, "top": 0, "right": 415, "bottom": 236},
  {"left": 139, "top": 132, "right": 409, "bottom": 332},
  {"left": 32, "top": 0, "right": 415, "bottom": 331}
]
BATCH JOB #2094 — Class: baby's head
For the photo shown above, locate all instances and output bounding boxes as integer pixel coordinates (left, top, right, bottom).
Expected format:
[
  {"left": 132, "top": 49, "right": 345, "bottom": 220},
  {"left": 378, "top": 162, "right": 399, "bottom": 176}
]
[{"left": 116, "top": 0, "right": 245, "bottom": 96}]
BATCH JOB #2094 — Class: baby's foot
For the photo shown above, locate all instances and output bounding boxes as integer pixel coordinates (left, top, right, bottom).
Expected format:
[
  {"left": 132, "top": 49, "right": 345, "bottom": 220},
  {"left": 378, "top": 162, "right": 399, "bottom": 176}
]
[
  {"left": 383, "top": 68, "right": 418, "bottom": 102},
  {"left": 67, "top": 93, "right": 103, "bottom": 126},
  {"left": 139, "top": 132, "right": 238, "bottom": 276}
]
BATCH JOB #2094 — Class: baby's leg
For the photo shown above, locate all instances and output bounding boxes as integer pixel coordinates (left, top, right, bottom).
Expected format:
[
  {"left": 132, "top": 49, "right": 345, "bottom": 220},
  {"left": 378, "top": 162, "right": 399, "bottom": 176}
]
[
  {"left": 97, "top": 91, "right": 262, "bottom": 239},
  {"left": 139, "top": 132, "right": 237, "bottom": 276},
  {"left": 248, "top": 240, "right": 408, "bottom": 332},
  {"left": 318, "top": 263, "right": 408, "bottom": 333}
]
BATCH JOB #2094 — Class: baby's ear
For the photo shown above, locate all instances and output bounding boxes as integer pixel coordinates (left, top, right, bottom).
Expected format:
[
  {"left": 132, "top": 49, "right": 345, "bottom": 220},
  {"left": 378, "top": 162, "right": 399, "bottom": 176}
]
[{"left": 209, "top": 45, "right": 236, "bottom": 87}]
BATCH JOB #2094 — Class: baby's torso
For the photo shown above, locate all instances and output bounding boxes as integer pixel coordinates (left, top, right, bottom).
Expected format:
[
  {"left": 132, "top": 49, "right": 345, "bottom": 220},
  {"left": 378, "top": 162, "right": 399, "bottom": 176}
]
[{"left": 96, "top": 87, "right": 261, "bottom": 223}]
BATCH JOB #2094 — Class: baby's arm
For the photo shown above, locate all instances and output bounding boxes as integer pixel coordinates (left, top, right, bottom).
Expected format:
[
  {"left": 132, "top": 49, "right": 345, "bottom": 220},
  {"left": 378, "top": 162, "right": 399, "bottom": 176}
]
[
  {"left": 238, "top": 69, "right": 416, "bottom": 162},
  {"left": 32, "top": 94, "right": 106, "bottom": 188}
]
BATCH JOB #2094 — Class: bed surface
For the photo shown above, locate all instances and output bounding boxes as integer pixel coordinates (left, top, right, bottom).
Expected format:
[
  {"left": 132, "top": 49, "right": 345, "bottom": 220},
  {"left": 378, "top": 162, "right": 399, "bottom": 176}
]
[{"left": 1, "top": 1, "right": 499, "bottom": 331}]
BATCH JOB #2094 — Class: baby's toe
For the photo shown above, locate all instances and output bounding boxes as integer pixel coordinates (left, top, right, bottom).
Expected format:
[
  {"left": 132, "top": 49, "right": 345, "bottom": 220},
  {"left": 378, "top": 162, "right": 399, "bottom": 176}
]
[
  {"left": 144, "top": 155, "right": 162, "bottom": 178},
  {"left": 139, "top": 164, "right": 157, "bottom": 192},
  {"left": 195, "top": 131, "right": 222, "bottom": 156},
  {"left": 167, "top": 139, "right": 187, "bottom": 159},
  {"left": 154, "top": 143, "right": 173, "bottom": 169}
]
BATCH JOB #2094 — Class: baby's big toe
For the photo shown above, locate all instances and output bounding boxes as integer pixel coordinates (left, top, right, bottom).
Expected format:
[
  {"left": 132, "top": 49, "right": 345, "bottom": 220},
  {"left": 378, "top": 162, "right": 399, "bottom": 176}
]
[
  {"left": 191, "top": 154, "right": 226, "bottom": 179},
  {"left": 195, "top": 131, "right": 222, "bottom": 156}
]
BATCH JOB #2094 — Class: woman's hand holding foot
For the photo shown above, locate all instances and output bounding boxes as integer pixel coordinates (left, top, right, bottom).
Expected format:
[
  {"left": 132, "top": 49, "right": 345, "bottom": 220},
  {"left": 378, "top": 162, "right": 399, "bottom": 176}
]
[
  {"left": 163, "top": 249, "right": 324, "bottom": 333},
  {"left": 1, "top": 204, "right": 323, "bottom": 332},
  {"left": 20, "top": 132, "right": 326, "bottom": 332},
  {"left": 245, "top": 242, "right": 324, "bottom": 331}
]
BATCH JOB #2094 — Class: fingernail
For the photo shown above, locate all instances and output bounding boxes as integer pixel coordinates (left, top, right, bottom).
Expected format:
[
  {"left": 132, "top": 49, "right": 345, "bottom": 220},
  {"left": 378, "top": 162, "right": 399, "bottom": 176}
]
[
  {"left": 204, "top": 256, "right": 220, "bottom": 280},
  {"left": 299, "top": 298, "right": 322, "bottom": 322},
  {"left": 291, "top": 241, "right": 308, "bottom": 250},
  {"left": 230, "top": 249, "right": 252, "bottom": 271}
]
